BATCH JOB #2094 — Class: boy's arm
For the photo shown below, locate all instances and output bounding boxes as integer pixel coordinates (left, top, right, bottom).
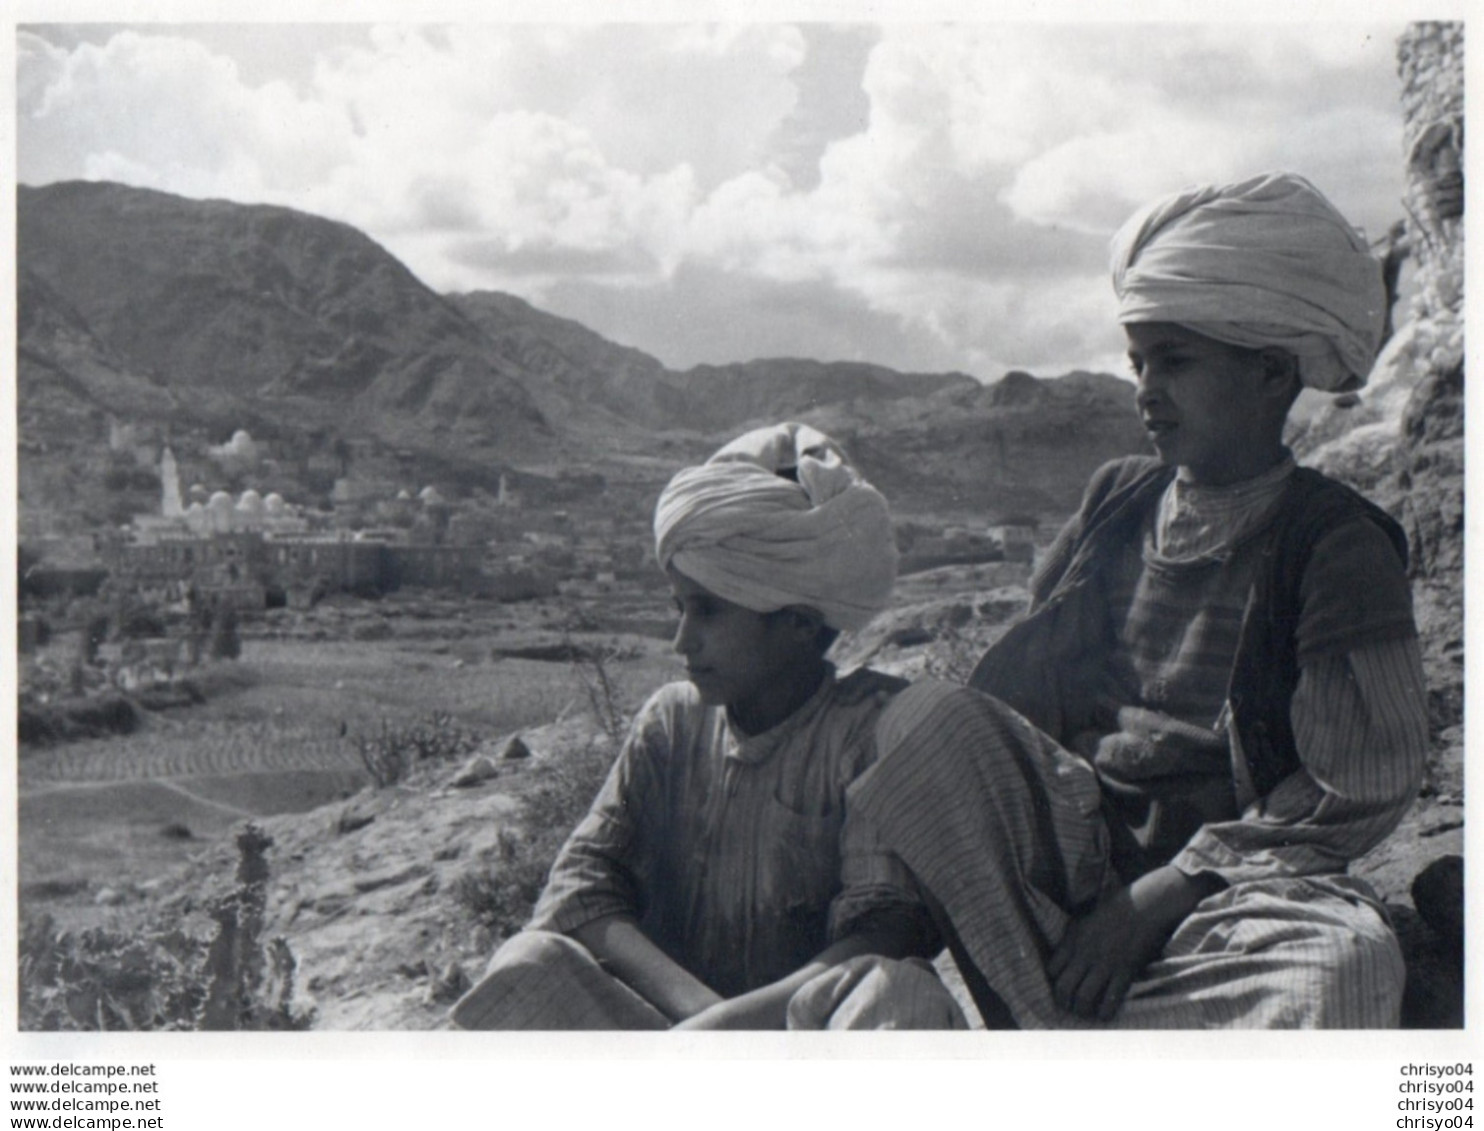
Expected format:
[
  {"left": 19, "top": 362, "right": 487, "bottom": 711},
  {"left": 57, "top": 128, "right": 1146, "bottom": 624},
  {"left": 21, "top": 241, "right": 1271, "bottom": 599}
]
[
  {"left": 1051, "top": 636, "right": 1427, "bottom": 1020},
  {"left": 1169, "top": 634, "right": 1428, "bottom": 881},
  {"left": 677, "top": 801, "right": 942, "bottom": 1030},
  {"left": 1171, "top": 516, "right": 1427, "bottom": 883},
  {"left": 1050, "top": 520, "right": 1428, "bottom": 1020},
  {"left": 1047, "top": 865, "right": 1225, "bottom": 1021},
  {"left": 527, "top": 692, "right": 671, "bottom": 945},
  {"left": 570, "top": 914, "right": 724, "bottom": 1023}
]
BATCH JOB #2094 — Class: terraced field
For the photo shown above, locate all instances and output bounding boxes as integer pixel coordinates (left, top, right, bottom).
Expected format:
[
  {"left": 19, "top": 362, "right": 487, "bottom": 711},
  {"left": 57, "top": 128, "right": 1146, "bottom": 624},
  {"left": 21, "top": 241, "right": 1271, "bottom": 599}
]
[
  {"left": 18, "top": 726, "right": 362, "bottom": 786},
  {"left": 17, "top": 616, "right": 681, "bottom": 902}
]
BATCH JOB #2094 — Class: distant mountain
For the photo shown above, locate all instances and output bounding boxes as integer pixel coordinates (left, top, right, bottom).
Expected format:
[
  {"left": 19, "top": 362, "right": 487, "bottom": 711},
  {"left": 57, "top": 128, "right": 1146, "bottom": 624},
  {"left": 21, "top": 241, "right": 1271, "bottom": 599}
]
[
  {"left": 449, "top": 292, "right": 978, "bottom": 433},
  {"left": 17, "top": 180, "right": 1149, "bottom": 536},
  {"left": 19, "top": 181, "right": 550, "bottom": 455},
  {"left": 18, "top": 265, "right": 178, "bottom": 425},
  {"left": 666, "top": 358, "right": 978, "bottom": 433},
  {"left": 840, "top": 367, "right": 1146, "bottom": 517},
  {"left": 447, "top": 291, "right": 673, "bottom": 431}
]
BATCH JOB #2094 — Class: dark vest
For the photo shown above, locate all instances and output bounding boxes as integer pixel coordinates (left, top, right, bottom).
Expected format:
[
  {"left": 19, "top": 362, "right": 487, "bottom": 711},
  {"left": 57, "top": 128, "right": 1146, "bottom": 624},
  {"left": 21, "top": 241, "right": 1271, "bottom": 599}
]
[{"left": 971, "top": 457, "right": 1411, "bottom": 813}]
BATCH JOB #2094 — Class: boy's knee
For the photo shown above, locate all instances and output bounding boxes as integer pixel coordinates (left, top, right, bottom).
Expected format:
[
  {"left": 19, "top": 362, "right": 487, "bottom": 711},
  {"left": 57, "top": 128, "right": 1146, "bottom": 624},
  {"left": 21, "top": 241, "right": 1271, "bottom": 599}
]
[
  {"left": 1324, "top": 915, "right": 1406, "bottom": 1027},
  {"left": 787, "top": 955, "right": 968, "bottom": 1030},
  {"left": 452, "top": 930, "right": 593, "bottom": 1029},
  {"left": 476, "top": 929, "right": 595, "bottom": 982}
]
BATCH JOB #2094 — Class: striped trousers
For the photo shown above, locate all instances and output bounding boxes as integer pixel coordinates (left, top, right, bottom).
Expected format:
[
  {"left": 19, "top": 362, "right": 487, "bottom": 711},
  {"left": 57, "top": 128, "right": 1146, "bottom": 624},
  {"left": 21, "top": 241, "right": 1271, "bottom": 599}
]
[{"left": 839, "top": 680, "right": 1405, "bottom": 1029}]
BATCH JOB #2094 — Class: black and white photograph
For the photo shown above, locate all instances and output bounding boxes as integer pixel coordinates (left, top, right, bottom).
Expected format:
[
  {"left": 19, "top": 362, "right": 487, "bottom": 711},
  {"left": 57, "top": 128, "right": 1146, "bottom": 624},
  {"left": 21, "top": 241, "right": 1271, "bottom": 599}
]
[{"left": 4, "top": 3, "right": 1472, "bottom": 1124}]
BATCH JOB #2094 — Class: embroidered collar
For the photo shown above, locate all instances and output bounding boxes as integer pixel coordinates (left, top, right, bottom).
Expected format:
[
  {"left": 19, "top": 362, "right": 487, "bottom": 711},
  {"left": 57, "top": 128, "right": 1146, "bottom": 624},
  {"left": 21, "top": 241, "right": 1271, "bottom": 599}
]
[{"left": 1154, "top": 455, "right": 1297, "bottom": 563}]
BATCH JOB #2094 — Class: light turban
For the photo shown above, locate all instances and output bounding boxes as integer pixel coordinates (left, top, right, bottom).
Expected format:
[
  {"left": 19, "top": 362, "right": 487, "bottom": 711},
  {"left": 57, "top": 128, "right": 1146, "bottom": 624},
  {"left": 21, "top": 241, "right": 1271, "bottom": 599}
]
[
  {"left": 1111, "top": 172, "right": 1387, "bottom": 392},
  {"left": 654, "top": 422, "right": 897, "bottom": 632}
]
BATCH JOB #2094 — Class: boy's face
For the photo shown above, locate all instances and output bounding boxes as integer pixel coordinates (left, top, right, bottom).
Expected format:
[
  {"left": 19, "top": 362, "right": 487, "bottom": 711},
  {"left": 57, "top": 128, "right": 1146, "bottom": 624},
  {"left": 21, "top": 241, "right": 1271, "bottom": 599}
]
[
  {"left": 667, "top": 567, "right": 817, "bottom": 724},
  {"left": 1124, "top": 322, "right": 1284, "bottom": 486}
]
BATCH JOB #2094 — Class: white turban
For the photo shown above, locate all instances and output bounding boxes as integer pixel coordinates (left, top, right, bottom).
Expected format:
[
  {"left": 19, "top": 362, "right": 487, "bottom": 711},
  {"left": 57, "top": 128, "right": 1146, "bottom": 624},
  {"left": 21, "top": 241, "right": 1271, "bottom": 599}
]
[
  {"left": 654, "top": 423, "right": 897, "bottom": 632},
  {"left": 1110, "top": 172, "right": 1387, "bottom": 392}
]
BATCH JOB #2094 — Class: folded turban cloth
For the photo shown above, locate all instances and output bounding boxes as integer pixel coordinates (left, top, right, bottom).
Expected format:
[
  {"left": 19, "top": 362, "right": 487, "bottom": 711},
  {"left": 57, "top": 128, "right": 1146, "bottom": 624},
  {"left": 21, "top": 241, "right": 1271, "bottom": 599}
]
[
  {"left": 654, "top": 423, "right": 897, "bottom": 632},
  {"left": 1110, "top": 171, "right": 1387, "bottom": 392}
]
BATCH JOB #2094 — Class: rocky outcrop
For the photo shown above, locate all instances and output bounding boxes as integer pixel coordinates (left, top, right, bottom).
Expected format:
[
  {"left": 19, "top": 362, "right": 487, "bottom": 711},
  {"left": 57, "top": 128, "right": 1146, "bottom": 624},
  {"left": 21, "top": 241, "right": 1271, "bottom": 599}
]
[
  {"left": 1297, "top": 22, "right": 1463, "bottom": 767},
  {"left": 1395, "top": 22, "right": 1465, "bottom": 591},
  {"left": 1349, "top": 21, "right": 1465, "bottom": 1028},
  {"left": 1387, "top": 23, "right": 1465, "bottom": 753}
]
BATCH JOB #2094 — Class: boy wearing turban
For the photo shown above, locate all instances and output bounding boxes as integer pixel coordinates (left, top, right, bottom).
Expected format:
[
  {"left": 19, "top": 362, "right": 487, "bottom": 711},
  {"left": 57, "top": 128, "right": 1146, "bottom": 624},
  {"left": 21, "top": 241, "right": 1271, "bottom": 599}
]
[
  {"left": 814, "top": 173, "right": 1428, "bottom": 1029},
  {"left": 452, "top": 423, "right": 948, "bottom": 1030}
]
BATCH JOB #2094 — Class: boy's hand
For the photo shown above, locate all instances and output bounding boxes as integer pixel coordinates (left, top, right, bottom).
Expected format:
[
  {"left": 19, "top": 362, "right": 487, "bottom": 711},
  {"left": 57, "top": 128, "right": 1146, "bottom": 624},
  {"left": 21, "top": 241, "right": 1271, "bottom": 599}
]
[
  {"left": 671, "top": 927, "right": 919, "bottom": 1030},
  {"left": 1047, "top": 866, "right": 1223, "bottom": 1021}
]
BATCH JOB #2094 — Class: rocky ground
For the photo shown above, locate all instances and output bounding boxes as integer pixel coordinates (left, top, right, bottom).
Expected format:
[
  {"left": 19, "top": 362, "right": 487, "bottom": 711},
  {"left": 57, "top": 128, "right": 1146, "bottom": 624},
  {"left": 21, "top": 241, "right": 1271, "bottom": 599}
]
[{"left": 142, "top": 717, "right": 602, "bottom": 1030}]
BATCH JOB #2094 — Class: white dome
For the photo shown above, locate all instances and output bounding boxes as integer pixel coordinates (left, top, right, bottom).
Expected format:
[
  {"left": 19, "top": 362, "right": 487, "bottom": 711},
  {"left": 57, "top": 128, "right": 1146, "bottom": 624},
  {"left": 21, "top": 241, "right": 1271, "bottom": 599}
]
[
  {"left": 264, "top": 493, "right": 286, "bottom": 514},
  {"left": 231, "top": 429, "right": 253, "bottom": 445},
  {"left": 418, "top": 486, "right": 444, "bottom": 504},
  {"left": 208, "top": 491, "right": 234, "bottom": 512},
  {"left": 238, "top": 489, "right": 264, "bottom": 513}
]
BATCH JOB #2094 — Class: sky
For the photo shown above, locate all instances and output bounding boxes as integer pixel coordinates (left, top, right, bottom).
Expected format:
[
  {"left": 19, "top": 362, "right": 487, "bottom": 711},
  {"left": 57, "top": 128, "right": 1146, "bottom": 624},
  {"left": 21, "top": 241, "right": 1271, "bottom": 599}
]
[{"left": 16, "top": 16, "right": 1416, "bottom": 381}]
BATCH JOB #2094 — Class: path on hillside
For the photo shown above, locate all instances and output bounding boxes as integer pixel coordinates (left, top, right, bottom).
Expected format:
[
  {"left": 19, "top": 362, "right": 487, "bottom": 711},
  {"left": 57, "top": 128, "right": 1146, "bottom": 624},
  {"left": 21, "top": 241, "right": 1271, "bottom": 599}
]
[{"left": 19, "top": 775, "right": 261, "bottom": 819}]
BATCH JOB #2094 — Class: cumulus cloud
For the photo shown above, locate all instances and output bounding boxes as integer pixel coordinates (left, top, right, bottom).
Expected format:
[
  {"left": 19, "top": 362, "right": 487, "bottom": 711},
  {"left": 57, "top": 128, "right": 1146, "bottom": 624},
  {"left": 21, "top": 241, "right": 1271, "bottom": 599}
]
[
  {"left": 662, "top": 22, "right": 1405, "bottom": 374},
  {"left": 990, "top": 26, "right": 1405, "bottom": 238},
  {"left": 18, "top": 21, "right": 1409, "bottom": 380},
  {"left": 20, "top": 30, "right": 354, "bottom": 203}
]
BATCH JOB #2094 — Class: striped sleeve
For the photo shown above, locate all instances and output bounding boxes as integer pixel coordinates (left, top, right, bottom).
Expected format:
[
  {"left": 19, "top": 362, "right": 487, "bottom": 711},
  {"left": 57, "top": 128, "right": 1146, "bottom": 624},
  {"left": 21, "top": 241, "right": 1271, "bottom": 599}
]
[
  {"left": 527, "top": 695, "right": 670, "bottom": 935},
  {"left": 1170, "top": 635, "right": 1428, "bottom": 882},
  {"left": 828, "top": 811, "right": 940, "bottom": 955}
]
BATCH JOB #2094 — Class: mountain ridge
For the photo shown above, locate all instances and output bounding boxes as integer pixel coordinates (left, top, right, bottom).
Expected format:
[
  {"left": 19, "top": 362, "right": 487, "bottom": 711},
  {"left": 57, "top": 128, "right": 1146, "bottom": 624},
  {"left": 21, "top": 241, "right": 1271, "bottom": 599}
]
[{"left": 18, "top": 179, "right": 1148, "bottom": 535}]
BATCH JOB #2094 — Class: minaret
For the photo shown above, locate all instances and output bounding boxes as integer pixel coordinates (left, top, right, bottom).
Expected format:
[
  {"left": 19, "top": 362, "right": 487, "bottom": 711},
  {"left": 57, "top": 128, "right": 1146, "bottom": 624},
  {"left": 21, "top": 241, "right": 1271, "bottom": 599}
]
[{"left": 160, "top": 447, "right": 184, "bottom": 518}]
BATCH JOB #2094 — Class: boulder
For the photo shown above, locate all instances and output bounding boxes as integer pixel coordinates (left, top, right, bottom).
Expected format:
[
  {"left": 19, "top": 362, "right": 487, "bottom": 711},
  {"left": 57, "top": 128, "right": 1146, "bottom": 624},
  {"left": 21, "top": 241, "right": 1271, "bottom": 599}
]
[
  {"left": 333, "top": 796, "right": 381, "bottom": 836},
  {"left": 449, "top": 755, "right": 500, "bottom": 788},
  {"left": 1412, "top": 854, "right": 1464, "bottom": 953},
  {"left": 497, "top": 735, "right": 533, "bottom": 761},
  {"left": 1396, "top": 901, "right": 1464, "bottom": 1029}
]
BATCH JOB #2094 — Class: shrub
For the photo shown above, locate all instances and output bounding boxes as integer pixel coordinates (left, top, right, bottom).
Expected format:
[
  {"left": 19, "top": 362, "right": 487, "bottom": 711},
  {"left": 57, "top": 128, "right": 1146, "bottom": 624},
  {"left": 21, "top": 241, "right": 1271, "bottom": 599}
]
[
  {"left": 19, "top": 915, "right": 210, "bottom": 1030},
  {"left": 450, "top": 735, "right": 617, "bottom": 942},
  {"left": 448, "top": 830, "right": 548, "bottom": 942},
  {"left": 18, "top": 824, "right": 312, "bottom": 1031},
  {"left": 209, "top": 608, "right": 242, "bottom": 660},
  {"left": 18, "top": 693, "right": 140, "bottom": 747},
  {"left": 571, "top": 638, "right": 628, "bottom": 745},
  {"left": 195, "top": 825, "right": 308, "bottom": 1031},
  {"left": 352, "top": 712, "right": 481, "bottom": 789}
]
